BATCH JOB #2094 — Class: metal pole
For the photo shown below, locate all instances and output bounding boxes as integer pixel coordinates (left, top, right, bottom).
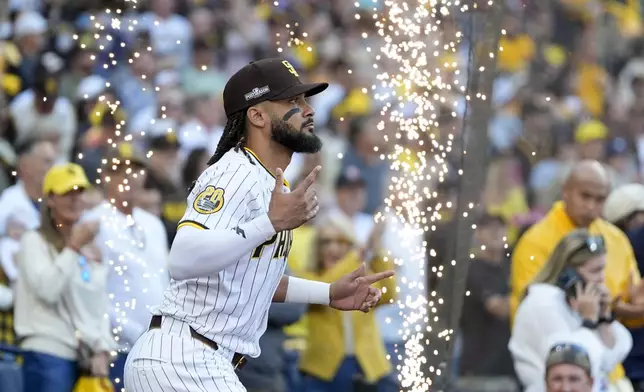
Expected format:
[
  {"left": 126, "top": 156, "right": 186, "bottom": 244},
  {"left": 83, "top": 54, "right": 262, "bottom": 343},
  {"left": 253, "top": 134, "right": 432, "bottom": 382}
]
[{"left": 429, "top": 2, "right": 504, "bottom": 390}]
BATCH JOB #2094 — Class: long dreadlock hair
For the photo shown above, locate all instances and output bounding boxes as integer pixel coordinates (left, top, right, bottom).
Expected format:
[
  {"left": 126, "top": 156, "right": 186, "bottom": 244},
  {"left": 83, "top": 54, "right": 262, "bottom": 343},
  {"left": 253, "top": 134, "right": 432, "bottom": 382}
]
[
  {"left": 208, "top": 110, "right": 257, "bottom": 165},
  {"left": 188, "top": 110, "right": 256, "bottom": 193}
]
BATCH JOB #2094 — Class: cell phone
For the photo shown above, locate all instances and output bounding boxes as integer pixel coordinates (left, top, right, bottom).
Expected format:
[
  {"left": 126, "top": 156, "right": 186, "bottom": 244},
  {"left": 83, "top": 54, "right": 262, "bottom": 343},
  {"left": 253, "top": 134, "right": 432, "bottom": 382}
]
[{"left": 557, "top": 267, "right": 585, "bottom": 298}]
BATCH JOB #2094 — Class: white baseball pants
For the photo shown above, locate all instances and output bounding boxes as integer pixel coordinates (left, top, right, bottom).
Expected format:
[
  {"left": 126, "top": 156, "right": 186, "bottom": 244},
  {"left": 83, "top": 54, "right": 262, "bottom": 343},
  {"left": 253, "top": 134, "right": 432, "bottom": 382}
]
[{"left": 124, "top": 317, "right": 247, "bottom": 392}]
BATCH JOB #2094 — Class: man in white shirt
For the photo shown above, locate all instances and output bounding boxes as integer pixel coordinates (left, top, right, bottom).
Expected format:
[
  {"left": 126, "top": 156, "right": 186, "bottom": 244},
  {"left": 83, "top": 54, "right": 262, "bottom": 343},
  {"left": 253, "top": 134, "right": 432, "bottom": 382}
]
[
  {"left": 0, "top": 138, "right": 56, "bottom": 237},
  {"left": 178, "top": 94, "right": 224, "bottom": 156},
  {"left": 11, "top": 11, "right": 47, "bottom": 86},
  {"left": 330, "top": 165, "right": 375, "bottom": 245},
  {"left": 140, "top": 0, "right": 192, "bottom": 69},
  {"left": 0, "top": 139, "right": 54, "bottom": 352},
  {"left": 82, "top": 146, "right": 169, "bottom": 392},
  {"left": 9, "top": 61, "right": 77, "bottom": 161}
]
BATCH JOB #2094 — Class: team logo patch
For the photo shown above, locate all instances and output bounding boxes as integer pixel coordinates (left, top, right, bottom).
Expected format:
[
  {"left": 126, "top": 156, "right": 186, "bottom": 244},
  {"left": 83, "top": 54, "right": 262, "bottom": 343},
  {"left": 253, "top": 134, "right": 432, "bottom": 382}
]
[
  {"left": 244, "top": 85, "right": 270, "bottom": 101},
  {"left": 193, "top": 186, "right": 225, "bottom": 214}
]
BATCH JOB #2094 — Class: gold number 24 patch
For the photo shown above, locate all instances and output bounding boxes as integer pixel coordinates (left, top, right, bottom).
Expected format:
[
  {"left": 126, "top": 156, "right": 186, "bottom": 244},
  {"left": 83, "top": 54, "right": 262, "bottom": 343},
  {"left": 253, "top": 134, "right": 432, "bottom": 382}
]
[{"left": 193, "top": 186, "right": 225, "bottom": 214}]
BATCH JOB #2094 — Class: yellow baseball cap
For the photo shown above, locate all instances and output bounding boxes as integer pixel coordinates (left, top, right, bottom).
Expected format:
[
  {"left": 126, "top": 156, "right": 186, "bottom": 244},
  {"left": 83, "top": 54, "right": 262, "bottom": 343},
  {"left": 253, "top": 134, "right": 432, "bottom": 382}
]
[
  {"left": 575, "top": 120, "right": 608, "bottom": 144},
  {"left": 43, "top": 163, "right": 90, "bottom": 196},
  {"left": 544, "top": 44, "right": 567, "bottom": 67}
]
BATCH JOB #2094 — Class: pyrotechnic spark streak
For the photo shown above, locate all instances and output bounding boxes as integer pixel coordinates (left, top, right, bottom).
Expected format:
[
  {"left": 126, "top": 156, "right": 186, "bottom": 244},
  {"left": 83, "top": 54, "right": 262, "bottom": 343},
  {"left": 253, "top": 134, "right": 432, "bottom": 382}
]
[
  {"left": 367, "top": 1, "right": 467, "bottom": 389},
  {"left": 70, "top": 4, "right": 172, "bottom": 389},
  {"left": 270, "top": 0, "right": 499, "bottom": 389}
]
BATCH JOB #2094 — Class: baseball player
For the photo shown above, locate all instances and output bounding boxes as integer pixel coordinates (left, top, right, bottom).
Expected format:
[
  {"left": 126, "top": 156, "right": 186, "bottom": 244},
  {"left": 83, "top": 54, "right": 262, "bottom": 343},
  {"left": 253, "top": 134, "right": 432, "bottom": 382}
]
[{"left": 123, "top": 58, "right": 394, "bottom": 392}]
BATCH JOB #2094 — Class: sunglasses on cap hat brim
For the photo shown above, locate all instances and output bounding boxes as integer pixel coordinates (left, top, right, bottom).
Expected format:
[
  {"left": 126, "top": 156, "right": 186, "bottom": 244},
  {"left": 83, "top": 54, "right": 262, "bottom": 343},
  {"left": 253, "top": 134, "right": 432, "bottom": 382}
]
[{"left": 569, "top": 235, "right": 606, "bottom": 258}]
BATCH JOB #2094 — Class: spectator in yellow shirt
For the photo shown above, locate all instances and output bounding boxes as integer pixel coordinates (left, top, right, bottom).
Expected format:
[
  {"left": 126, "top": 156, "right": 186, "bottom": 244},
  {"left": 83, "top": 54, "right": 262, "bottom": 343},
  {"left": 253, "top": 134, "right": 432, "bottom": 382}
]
[
  {"left": 575, "top": 36, "right": 610, "bottom": 118},
  {"left": 511, "top": 160, "right": 642, "bottom": 389},
  {"left": 299, "top": 213, "right": 395, "bottom": 392},
  {"left": 483, "top": 156, "right": 530, "bottom": 245},
  {"left": 497, "top": 14, "right": 535, "bottom": 74}
]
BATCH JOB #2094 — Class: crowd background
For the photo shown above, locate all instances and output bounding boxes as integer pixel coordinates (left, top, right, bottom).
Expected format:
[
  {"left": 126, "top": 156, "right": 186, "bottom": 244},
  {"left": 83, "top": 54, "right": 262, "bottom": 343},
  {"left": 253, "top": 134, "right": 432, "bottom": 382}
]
[{"left": 2, "top": 0, "right": 644, "bottom": 391}]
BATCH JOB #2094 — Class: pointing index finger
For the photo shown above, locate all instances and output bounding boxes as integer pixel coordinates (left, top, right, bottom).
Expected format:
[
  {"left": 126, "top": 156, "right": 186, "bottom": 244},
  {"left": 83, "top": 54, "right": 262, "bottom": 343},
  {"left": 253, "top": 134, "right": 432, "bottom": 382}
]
[
  {"left": 363, "top": 270, "right": 395, "bottom": 285},
  {"left": 295, "top": 165, "right": 321, "bottom": 193}
]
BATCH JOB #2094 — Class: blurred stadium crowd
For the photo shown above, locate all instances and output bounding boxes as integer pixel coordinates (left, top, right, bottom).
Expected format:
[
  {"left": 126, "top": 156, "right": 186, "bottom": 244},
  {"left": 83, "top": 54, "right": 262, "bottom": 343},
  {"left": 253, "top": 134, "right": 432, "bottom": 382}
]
[{"left": 3, "top": 0, "right": 644, "bottom": 392}]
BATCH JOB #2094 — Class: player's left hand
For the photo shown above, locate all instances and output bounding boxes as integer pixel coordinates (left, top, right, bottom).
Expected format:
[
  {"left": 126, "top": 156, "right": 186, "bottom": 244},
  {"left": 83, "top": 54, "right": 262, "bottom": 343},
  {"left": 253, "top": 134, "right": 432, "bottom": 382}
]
[{"left": 329, "top": 263, "right": 394, "bottom": 313}]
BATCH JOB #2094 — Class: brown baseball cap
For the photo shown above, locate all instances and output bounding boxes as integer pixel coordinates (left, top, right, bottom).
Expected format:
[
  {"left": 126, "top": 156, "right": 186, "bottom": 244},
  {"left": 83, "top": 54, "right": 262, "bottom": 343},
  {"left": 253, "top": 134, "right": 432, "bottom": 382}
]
[{"left": 223, "top": 58, "right": 328, "bottom": 118}]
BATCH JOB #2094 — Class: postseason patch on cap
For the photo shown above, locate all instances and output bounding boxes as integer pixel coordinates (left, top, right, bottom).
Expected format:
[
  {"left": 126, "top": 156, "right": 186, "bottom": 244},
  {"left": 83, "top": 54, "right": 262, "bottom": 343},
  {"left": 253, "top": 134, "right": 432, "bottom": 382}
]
[{"left": 244, "top": 85, "right": 270, "bottom": 101}]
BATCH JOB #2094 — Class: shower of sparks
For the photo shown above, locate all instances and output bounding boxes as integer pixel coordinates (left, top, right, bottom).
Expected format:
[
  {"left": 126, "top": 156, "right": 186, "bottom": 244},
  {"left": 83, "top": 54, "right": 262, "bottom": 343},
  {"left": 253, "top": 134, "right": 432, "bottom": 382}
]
[
  {"left": 70, "top": 2, "right": 173, "bottom": 384},
  {"left": 267, "top": 0, "right": 478, "bottom": 388},
  {"left": 275, "top": 22, "right": 313, "bottom": 54},
  {"left": 369, "top": 0, "right": 480, "bottom": 390}
]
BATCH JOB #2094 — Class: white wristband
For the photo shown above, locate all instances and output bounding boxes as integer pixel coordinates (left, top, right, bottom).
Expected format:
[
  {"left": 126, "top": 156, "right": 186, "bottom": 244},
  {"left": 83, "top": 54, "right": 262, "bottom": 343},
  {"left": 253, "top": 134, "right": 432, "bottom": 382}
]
[{"left": 285, "top": 276, "right": 330, "bottom": 305}]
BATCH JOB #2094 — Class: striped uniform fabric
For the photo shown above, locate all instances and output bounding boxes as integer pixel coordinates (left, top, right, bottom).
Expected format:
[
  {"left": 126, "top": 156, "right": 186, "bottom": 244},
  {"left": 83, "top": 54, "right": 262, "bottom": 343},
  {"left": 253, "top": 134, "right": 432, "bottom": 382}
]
[{"left": 124, "top": 148, "right": 293, "bottom": 392}]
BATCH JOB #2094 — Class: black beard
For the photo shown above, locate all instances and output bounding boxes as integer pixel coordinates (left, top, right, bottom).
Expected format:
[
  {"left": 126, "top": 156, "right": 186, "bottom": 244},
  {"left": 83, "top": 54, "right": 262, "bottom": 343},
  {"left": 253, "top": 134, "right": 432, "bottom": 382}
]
[{"left": 270, "top": 117, "right": 323, "bottom": 153}]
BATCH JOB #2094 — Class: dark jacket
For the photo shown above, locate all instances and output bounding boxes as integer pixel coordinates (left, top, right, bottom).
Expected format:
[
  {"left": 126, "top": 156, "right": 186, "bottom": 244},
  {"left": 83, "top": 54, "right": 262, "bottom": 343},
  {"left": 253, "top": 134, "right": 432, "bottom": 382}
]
[
  {"left": 623, "top": 226, "right": 644, "bottom": 382},
  {"left": 237, "top": 296, "right": 306, "bottom": 391}
]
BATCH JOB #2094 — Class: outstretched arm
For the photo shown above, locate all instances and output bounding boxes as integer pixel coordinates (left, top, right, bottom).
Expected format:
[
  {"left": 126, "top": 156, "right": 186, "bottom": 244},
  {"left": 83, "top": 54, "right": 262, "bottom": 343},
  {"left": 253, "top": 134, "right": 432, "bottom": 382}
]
[
  {"left": 272, "top": 275, "right": 330, "bottom": 304},
  {"left": 273, "top": 264, "right": 395, "bottom": 312}
]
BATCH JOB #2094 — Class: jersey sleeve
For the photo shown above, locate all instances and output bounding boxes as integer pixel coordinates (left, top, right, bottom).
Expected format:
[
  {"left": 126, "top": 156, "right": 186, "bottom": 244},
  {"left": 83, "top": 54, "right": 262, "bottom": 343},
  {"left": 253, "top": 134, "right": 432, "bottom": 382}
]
[
  {"left": 179, "top": 161, "right": 259, "bottom": 231},
  {"left": 167, "top": 160, "right": 276, "bottom": 280}
]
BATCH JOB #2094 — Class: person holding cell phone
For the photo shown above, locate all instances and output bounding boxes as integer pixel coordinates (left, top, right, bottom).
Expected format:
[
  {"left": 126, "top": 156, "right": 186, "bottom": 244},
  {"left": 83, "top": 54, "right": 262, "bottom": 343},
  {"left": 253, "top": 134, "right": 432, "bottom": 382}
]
[
  {"left": 509, "top": 229, "right": 633, "bottom": 392},
  {"left": 13, "top": 163, "right": 117, "bottom": 392}
]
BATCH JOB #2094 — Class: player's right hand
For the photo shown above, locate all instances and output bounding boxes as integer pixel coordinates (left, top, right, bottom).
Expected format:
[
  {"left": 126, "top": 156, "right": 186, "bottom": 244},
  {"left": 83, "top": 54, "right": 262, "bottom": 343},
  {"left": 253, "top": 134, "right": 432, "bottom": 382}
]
[
  {"left": 268, "top": 166, "right": 321, "bottom": 232},
  {"left": 67, "top": 220, "right": 100, "bottom": 252}
]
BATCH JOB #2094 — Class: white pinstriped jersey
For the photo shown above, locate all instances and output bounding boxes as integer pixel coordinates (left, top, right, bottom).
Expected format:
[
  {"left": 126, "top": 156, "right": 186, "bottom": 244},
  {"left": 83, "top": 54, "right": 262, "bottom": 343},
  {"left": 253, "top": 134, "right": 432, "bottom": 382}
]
[{"left": 155, "top": 147, "right": 293, "bottom": 358}]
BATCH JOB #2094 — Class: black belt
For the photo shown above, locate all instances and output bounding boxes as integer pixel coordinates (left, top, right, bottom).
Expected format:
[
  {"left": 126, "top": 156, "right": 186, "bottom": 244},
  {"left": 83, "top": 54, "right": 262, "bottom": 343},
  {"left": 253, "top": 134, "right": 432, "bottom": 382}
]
[{"left": 149, "top": 315, "right": 247, "bottom": 370}]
